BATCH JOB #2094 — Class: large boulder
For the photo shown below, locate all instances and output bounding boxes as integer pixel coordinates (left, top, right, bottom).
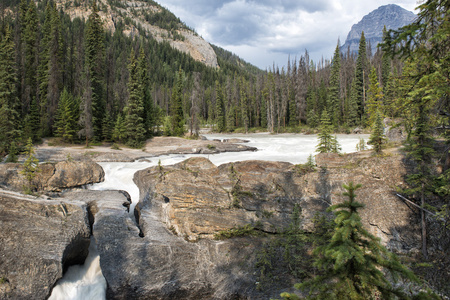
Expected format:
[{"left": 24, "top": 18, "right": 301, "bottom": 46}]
[
  {"left": 135, "top": 153, "right": 419, "bottom": 250},
  {"left": 0, "top": 160, "right": 104, "bottom": 192},
  {"left": 134, "top": 158, "right": 309, "bottom": 240},
  {"left": 0, "top": 190, "right": 90, "bottom": 300}
]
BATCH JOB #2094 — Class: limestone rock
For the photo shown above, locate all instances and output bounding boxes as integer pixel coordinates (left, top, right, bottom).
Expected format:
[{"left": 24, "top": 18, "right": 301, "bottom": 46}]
[
  {"left": 341, "top": 4, "right": 415, "bottom": 54},
  {"left": 0, "top": 190, "right": 90, "bottom": 300},
  {"left": 0, "top": 160, "right": 104, "bottom": 192},
  {"left": 61, "top": 189, "right": 271, "bottom": 299},
  {"left": 135, "top": 153, "right": 419, "bottom": 251}
]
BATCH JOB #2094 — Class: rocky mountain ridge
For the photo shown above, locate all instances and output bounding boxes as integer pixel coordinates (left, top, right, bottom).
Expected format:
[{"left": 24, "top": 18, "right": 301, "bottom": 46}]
[
  {"left": 51, "top": 0, "right": 218, "bottom": 67},
  {"left": 341, "top": 4, "right": 416, "bottom": 54}
]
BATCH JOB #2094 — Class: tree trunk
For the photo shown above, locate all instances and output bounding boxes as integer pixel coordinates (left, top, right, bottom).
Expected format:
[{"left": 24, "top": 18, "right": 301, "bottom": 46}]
[{"left": 421, "top": 182, "right": 428, "bottom": 259}]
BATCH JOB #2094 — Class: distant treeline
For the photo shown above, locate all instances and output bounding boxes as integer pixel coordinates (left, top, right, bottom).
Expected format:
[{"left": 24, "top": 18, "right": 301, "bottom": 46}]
[{"left": 0, "top": 0, "right": 447, "bottom": 154}]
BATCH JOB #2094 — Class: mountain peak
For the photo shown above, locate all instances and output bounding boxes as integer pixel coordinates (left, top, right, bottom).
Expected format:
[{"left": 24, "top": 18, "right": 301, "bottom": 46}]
[{"left": 341, "top": 4, "right": 416, "bottom": 54}]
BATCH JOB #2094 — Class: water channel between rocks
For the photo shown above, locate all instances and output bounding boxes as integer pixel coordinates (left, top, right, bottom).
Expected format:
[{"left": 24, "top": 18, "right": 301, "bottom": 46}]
[{"left": 48, "top": 133, "right": 369, "bottom": 299}]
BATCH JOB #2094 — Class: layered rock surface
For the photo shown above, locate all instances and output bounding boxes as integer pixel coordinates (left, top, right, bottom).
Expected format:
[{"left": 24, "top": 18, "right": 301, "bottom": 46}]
[
  {"left": 0, "top": 160, "right": 104, "bottom": 192},
  {"left": 135, "top": 152, "right": 418, "bottom": 249},
  {"left": 0, "top": 190, "right": 90, "bottom": 300}
]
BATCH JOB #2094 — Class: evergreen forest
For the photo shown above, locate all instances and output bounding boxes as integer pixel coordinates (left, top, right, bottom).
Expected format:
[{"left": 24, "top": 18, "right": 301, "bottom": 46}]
[{"left": 1, "top": 0, "right": 447, "bottom": 156}]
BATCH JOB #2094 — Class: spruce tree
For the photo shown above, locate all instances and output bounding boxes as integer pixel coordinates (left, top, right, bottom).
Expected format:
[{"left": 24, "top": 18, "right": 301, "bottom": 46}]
[
  {"left": 354, "top": 31, "right": 368, "bottom": 125},
  {"left": 380, "top": 26, "right": 391, "bottom": 93},
  {"left": 124, "top": 48, "right": 146, "bottom": 148},
  {"left": 23, "top": 96, "right": 40, "bottom": 142},
  {"left": 283, "top": 182, "right": 420, "bottom": 300},
  {"left": 22, "top": 0, "right": 39, "bottom": 114},
  {"left": 46, "top": 3, "right": 63, "bottom": 135},
  {"left": 327, "top": 42, "right": 341, "bottom": 127},
  {"left": 55, "top": 88, "right": 78, "bottom": 143},
  {"left": 38, "top": 2, "right": 52, "bottom": 136},
  {"left": 215, "top": 80, "right": 226, "bottom": 132},
  {"left": 0, "top": 25, "right": 21, "bottom": 156},
  {"left": 404, "top": 103, "right": 435, "bottom": 260},
  {"left": 366, "top": 67, "right": 384, "bottom": 128},
  {"left": 316, "top": 109, "right": 340, "bottom": 153},
  {"left": 20, "top": 137, "right": 40, "bottom": 193},
  {"left": 226, "top": 102, "right": 236, "bottom": 132},
  {"left": 112, "top": 113, "right": 126, "bottom": 143},
  {"left": 189, "top": 72, "right": 201, "bottom": 137},
  {"left": 137, "top": 47, "right": 154, "bottom": 137},
  {"left": 240, "top": 77, "right": 249, "bottom": 133},
  {"left": 84, "top": 0, "right": 105, "bottom": 141},
  {"left": 347, "top": 78, "right": 360, "bottom": 127},
  {"left": 170, "top": 68, "right": 185, "bottom": 136},
  {"left": 368, "top": 109, "right": 386, "bottom": 155}
]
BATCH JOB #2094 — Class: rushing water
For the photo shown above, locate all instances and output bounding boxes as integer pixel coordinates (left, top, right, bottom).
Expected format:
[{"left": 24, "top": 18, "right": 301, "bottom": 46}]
[
  {"left": 49, "top": 133, "right": 369, "bottom": 299},
  {"left": 48, "top": 238, "right": 106, "bottom": 300}
]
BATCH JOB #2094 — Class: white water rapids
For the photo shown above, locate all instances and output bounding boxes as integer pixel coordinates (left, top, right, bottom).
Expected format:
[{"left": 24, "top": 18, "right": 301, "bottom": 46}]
[{"left": 49, "top": 133, "right": 368, "bottom": 299}]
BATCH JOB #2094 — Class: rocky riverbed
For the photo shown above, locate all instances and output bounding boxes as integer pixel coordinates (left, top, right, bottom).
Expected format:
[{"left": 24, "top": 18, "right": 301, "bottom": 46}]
[
  {"left": 0, "top": 136, "right": 425, "bottom": 299},
  {"left": 30, "top": 136, "right": 256, "bottom": 163}
]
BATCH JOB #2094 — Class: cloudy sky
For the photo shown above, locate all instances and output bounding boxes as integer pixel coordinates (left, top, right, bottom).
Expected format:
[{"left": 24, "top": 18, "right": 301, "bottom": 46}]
[{"left": 156, "top": 0, "right": 418, "bottom": 70}]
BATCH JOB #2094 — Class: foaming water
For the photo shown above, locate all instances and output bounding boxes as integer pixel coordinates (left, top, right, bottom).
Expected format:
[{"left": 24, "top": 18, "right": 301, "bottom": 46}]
[
  {"left": 203, "top": 133, "right": 369, "bottom": 165},
  {"left": 48, "top": 133, "right": 368, "bottom": 299},
  {"left": 48, "top": 238, "right": 106, "bottom": 300}
]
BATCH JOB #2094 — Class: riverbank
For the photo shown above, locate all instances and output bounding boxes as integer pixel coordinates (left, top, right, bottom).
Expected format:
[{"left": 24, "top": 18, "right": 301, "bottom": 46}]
[{"left": 30, "top": 136, "right": 256, "bottom": 163}]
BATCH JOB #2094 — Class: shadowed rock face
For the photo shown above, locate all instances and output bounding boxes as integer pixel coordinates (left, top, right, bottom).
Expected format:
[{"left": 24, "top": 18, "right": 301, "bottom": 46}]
[
  {"left": 134, "top": 154, "right": 418, "bottom": 249},
  {"left": 0, "top": 191, "right": 90, "bottom": 300}
]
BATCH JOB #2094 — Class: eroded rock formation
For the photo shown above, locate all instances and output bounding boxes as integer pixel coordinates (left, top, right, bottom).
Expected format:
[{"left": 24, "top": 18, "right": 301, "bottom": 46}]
[
  {"left": 134, "top": 153, "right": 419, "bottom": 250},
  {"left": 0, "top": 150, "right": 422, "bottom": 299},
  {"left": 0, "top": 190, "right": 90, "bottom": 300},
  {"left": 0, "top": 160, "right": 104, "bottom": 192}
]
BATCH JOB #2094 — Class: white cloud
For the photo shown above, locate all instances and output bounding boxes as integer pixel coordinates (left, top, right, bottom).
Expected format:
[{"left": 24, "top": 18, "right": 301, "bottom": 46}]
[{"left": 157, "top": 0, "right": 418, "bottom": 69}]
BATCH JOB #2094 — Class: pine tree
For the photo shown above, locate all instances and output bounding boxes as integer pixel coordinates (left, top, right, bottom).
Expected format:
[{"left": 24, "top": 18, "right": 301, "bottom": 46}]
[
  {"left": 189, "top": 72, "right": 201, "bottom": 137},
  {"left": 404, "top": 103, "right": 435, "bottom": 260},
  {"left": 240, "top": 77, "right": 249, "bottom": 133},
  {"left": 284, "top": 182, "right": 420, "bottom": 300},
  {"left": 22, "top": 0, "right": 39, "bottom": 115},
  {"left": 137, "top": 47, "right": 154, "bottom": 137},
  {"left": 102, "top": 111, "right": 114, "bottom": 142},
  {"left": 316, "top": 109, "right": 340, "bottom": 153},
  {"left": 368, "top": 109, "right": 386, "bottom": 155},
  {"left": 55, "top": 88, "right": 79, "bottom": 143},
  {"left": 327, "top": 42, "right": 341, "bottom": 127},
  {"left": 226, "top": 102, "right": 236, "bottom": 132},
  {"left": 354, "top": 31, "right": 368, "bottom": 125},
  {"left": 215, "top": 80, "right": 226, "bottom": 132},
  {"left": 0, "top": 25, "right": 21, "bottom": 156},
  {"left": 347, "top": 78, "right": 360, "bottom": 127},
  {"left": 84, "top": 0, "right": 105, "bottom": 141},
  {"left": 20, "top": 137, "right": 40, "bottom": 193},
  {"left": 38, "top": 2, "right": 52, "bottom": 136},
  {"left": 380, "top": 26, "right": 391, "bottom": 93},
  {"left": 366, "top": 67, "right": 384, "bottom": 128},
  {"left": 124, "top": 48, "right": 146, "bottom": 148},
  {"left": 260, "top": 86, "right": 268, "bottom": 129},
  {"left": 112, "top": 113, "right": 126, "bottom": 143},
  {"left": 46, "top": 3, "right": 63, "bottom": 135},
  {"left": 170, "top": 68, "right": 185, "bottom": 136},
  {"left": 23, "top": 96, "right": 40, "bottom": 142}
]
